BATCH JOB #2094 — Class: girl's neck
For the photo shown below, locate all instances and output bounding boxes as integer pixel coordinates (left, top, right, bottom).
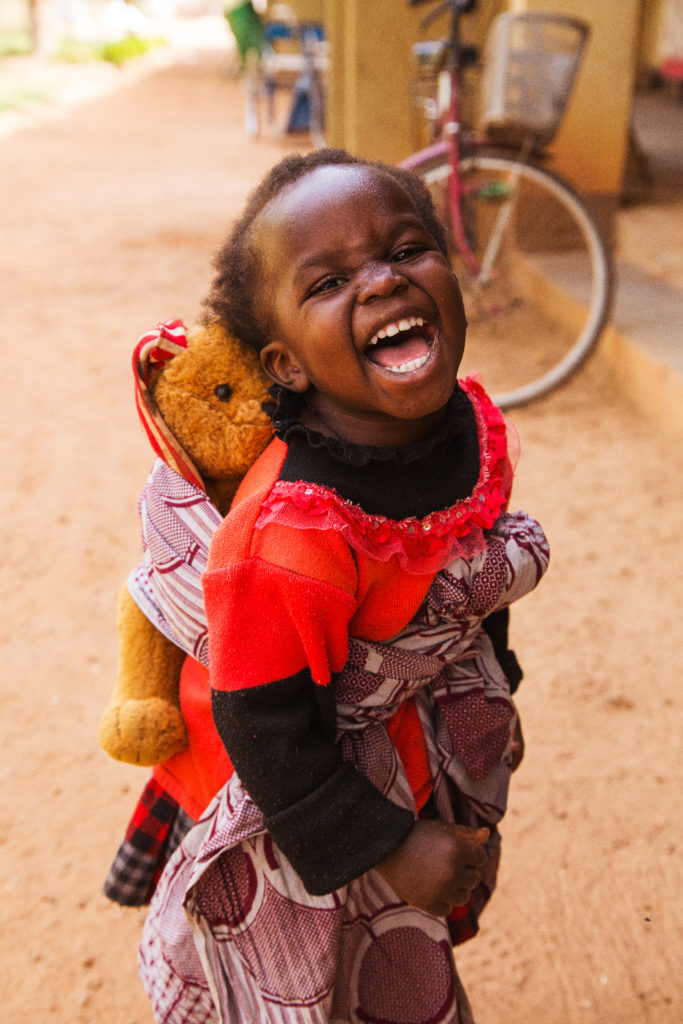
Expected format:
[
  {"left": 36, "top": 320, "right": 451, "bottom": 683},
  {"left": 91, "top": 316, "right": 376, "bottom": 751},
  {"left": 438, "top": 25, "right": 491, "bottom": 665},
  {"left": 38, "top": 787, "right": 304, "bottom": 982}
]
[{"left": 302, "top": 396, "right": 450, "bottom": 449}]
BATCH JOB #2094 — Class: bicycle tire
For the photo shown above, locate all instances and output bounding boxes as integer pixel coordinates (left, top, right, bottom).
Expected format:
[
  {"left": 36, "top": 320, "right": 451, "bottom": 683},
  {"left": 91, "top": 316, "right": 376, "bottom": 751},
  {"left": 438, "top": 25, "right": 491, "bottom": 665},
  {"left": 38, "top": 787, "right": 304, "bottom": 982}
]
[{"left": 402, "top": 145, "right": 613, "bottom": 408}]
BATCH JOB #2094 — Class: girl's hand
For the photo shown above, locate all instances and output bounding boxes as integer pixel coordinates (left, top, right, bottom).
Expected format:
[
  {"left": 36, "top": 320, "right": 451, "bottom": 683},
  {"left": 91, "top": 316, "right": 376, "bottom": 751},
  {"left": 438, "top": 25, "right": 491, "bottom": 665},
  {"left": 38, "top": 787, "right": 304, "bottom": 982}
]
[{"left": 375, "top": 819, "right": 489, "bottom": 917}]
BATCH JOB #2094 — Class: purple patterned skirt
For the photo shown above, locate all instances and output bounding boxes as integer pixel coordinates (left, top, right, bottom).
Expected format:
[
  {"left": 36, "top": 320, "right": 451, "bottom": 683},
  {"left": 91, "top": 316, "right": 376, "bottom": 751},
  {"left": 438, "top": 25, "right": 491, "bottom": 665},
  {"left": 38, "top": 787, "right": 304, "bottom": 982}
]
[{"left": 139, "top": 512, "right": 548, "bottom": 1024}]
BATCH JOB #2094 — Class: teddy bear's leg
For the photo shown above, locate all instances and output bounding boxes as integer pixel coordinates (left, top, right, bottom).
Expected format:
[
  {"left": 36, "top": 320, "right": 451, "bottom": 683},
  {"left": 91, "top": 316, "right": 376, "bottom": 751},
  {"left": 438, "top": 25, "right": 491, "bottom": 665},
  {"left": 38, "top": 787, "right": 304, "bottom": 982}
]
[{"left": 98, "top": 585, "right": 189, "bottom": 765}]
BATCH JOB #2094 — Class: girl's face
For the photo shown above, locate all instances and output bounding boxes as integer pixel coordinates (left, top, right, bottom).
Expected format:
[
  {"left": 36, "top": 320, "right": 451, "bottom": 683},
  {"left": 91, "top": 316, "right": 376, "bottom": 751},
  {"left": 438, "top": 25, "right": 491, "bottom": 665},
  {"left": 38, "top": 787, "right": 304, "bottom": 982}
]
[{"left": 254, "top": 164, "right": 466, "bottom": 447}]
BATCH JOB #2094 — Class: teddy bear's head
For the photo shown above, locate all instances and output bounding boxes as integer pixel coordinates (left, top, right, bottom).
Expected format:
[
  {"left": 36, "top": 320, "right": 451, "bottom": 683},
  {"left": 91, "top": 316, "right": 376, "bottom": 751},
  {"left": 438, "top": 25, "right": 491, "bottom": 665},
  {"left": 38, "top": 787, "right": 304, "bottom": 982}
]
[
  {"left": 142, "top": 320, "right": 272, "bottom": 512},
  {"left": 98, "top": 320, "right": 273, "bottom": 774}
]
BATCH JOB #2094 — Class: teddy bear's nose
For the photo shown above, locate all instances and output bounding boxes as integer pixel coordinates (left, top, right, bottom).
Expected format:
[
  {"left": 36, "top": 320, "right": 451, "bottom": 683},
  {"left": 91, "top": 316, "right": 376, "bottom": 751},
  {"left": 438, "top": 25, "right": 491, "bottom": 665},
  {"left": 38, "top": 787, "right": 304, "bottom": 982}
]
[{"left": 231, "top": 399, "right": 270, "bottom": 425}]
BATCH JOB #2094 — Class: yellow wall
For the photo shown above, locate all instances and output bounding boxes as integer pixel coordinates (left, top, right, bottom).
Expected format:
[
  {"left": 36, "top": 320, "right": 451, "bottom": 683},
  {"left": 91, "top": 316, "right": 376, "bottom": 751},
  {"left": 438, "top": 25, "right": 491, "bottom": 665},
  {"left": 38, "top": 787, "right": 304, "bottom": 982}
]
[{"left": 511, "top": 0, "right": 641, "bottom": 201}]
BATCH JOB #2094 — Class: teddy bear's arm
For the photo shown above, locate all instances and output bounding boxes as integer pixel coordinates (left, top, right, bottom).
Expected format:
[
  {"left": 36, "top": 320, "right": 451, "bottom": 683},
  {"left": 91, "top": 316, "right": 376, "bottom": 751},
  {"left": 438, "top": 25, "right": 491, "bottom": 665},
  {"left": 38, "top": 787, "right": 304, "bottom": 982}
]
[{"left": 97, "top": 585, "right": 189, "bottom": 766}]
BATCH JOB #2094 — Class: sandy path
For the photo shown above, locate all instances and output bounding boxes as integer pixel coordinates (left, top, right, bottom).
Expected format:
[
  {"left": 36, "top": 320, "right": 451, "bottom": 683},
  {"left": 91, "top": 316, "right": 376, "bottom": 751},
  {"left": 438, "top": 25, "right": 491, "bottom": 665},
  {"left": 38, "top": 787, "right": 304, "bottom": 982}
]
[{"left": 0, "top": 50, "right": 681, "bottom": 1024}]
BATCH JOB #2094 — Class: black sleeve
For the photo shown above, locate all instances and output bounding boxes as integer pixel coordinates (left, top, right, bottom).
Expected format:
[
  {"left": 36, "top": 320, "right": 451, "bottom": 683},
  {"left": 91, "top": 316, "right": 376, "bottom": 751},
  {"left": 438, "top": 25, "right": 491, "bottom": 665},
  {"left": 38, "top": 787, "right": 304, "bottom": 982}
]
[
  {"left": 482, "top": 606, "right": 523, "bottom": 694},
  {"left": 212, "top": 672, "right": 415, "bottom": 895}
]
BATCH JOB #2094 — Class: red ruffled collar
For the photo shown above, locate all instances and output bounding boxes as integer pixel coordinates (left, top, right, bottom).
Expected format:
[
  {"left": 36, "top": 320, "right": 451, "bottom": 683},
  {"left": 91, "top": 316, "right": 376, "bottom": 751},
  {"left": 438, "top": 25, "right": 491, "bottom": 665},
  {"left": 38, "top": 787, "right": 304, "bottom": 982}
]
[{"left": 255, "top": 378, "right": 515, "bottom": 575}]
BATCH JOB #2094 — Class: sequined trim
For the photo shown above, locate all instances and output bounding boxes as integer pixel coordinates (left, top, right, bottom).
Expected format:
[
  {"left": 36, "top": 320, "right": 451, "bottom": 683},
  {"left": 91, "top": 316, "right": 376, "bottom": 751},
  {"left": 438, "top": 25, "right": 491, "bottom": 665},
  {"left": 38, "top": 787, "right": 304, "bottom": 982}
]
[{"left": 255, "top": 379, "right": 513, "bottom": 574}]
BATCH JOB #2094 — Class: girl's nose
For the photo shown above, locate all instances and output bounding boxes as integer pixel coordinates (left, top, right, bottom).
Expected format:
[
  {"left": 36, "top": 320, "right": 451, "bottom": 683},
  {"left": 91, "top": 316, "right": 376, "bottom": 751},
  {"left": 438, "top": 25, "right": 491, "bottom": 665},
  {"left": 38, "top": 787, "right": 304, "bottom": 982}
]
[{"left": 357, "top": 262, "right": 407, "bottom": 303}]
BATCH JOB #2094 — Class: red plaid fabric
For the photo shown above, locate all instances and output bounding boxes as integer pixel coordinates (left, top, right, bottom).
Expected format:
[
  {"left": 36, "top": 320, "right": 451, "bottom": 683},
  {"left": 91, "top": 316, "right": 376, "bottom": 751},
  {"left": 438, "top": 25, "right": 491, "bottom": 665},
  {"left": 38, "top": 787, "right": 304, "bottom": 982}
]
[
  {"left": 103, "top": 778, "right": 194, "bottom": 907},
  {"left": 125, "top": 776, "right": 179, "bottom": 856},
  {"left": 448, "top": 901, "right": 480, "bottom": 946}
]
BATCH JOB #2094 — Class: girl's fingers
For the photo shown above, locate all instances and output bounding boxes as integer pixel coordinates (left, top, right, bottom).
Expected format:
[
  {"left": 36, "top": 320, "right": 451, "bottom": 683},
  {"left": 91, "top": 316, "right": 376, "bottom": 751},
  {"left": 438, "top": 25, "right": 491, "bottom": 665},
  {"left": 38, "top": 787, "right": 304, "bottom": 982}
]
[{"left": 452, "top": 824, "right": 489, "bottom": 846}]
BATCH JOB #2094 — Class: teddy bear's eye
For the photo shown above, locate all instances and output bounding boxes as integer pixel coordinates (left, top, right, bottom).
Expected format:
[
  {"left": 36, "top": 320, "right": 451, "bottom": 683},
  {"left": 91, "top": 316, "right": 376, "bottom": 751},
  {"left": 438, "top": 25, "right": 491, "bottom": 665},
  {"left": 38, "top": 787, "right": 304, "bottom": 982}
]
[{"left": 215, "top": 384, "right": 233, "bottom": 402}]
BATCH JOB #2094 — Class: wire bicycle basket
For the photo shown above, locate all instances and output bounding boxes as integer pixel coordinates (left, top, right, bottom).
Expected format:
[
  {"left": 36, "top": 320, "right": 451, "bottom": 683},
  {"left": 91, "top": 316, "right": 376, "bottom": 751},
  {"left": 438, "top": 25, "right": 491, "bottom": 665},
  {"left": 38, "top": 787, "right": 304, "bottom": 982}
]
[{"left": 480, "top": 12, "right": 590, "bottom": 147}]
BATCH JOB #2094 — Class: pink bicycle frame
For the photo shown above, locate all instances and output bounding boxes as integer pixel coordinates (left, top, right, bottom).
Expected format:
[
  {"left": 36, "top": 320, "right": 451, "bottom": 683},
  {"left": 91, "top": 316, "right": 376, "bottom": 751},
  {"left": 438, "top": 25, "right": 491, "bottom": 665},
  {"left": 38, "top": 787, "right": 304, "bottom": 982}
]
[{"left": 402, "top": 64, "right": 481, "bottom": 276}]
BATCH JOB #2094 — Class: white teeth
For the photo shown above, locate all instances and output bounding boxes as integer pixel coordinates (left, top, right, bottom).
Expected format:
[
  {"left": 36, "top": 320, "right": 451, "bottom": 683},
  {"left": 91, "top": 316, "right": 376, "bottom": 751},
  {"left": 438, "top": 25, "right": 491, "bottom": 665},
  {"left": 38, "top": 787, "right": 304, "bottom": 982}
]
[
  {"left": 386, "top": 353, "right": 430, "bottom": 374},
  {"left": 368, "top": 316, "right": 426, "bottom": 346}
]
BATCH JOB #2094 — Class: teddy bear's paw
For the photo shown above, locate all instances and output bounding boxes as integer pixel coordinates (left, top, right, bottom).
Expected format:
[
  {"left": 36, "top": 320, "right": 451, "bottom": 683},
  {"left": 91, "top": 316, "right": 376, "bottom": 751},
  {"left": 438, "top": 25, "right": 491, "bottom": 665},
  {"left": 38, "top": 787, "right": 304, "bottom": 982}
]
[{"left": 98, "top": 697, "right": 188, "bottom": 766}]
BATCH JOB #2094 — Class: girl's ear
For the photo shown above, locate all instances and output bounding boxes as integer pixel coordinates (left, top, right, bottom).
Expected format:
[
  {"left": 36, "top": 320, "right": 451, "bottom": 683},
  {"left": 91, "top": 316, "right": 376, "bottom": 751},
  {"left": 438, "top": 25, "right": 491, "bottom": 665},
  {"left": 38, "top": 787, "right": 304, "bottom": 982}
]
[{"left": 260, "top": 342, "right": 310, "bottom": 393}]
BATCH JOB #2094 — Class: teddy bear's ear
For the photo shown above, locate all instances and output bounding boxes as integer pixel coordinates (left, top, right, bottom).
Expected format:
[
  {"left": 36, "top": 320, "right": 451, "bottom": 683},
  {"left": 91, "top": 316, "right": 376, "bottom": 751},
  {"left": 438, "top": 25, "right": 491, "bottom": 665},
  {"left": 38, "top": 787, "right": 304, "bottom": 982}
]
[{"left": 133, "top": 320, "right": 205, "bottom": 491}]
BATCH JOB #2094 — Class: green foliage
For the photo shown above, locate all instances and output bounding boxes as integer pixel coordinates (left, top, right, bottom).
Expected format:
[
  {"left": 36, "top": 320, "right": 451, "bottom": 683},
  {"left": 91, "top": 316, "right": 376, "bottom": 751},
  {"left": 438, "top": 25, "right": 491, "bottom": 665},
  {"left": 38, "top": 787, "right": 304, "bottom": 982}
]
[
  {"left": 0, "top": 86, "right": 50, "bottom": 112},
  {"left": 56, "top": 35, "right": 166, "bottom": 67},
  {"left": 100, "top": 36, "right": 166, "bottom": 66},
  {"left": 0, "top": 32, "right": 33, "bottom": 57}
]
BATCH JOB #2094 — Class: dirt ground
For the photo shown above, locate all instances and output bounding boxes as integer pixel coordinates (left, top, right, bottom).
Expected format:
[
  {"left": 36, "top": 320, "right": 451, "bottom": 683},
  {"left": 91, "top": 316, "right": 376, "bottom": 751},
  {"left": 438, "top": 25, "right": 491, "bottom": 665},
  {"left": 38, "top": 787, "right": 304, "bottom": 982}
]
[{"left": 1, "top": 46, "right": 681, "bottom": 1024}]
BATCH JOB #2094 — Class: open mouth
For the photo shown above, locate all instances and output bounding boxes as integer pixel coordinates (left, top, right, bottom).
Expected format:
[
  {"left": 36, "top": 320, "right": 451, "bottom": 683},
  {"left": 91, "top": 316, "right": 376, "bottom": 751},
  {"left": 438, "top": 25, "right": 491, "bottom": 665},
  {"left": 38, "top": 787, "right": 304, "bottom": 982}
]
[{"left": 365, "top": 316, "right": 436, "bottom": 374}]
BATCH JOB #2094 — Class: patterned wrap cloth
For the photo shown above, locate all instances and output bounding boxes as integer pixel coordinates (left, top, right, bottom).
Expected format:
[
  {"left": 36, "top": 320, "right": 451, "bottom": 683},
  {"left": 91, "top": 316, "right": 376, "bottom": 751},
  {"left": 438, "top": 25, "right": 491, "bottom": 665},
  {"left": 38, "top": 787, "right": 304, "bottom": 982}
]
[
  {"left": 138, "top": 509, "right": 549, "bottom": 1024},
  {"left": 128, "top": 461, "right": 220, "bottom": 668}
]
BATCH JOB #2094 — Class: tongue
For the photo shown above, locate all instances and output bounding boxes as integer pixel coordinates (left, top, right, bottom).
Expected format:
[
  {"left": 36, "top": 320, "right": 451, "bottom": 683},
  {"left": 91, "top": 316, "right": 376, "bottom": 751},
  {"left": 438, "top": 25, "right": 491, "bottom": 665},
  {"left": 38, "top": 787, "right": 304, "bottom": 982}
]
[{"left": 367, "top": 336, "right": 430, "bottom": 369}]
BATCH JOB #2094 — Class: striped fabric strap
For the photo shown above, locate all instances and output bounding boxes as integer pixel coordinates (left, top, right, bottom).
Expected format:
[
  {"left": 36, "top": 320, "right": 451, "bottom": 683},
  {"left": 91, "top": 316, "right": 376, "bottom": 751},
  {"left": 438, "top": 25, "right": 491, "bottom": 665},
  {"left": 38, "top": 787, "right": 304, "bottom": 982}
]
[{"left": 132, "top": 319, "right": 205, "bottom": 491}]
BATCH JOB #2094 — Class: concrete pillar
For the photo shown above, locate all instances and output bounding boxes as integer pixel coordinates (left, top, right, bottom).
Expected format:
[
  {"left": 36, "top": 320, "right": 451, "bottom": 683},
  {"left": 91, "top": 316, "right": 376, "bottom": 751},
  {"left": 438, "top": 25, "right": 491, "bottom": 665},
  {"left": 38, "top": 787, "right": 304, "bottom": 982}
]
[
  {"left": 636, "top": 0, "right": 666, "bottom": 77},
  {"left": 322, "top": 0, "right": 424, "bottom": 162}
]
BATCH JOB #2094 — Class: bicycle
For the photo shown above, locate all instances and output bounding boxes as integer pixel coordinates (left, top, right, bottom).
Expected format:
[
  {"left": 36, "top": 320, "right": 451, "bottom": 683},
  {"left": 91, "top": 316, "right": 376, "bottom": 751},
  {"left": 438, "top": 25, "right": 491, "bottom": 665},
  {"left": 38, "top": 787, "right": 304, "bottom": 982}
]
[{"left": 401, "top": 0, "right": 613, "bottom": 408}]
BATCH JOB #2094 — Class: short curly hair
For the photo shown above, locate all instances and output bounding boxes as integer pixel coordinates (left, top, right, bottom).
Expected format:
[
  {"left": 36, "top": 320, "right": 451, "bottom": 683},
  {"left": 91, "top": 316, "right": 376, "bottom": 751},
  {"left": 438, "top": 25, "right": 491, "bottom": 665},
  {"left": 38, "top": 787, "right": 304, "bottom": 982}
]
[{"left": 202, "top": 148, "right": 449, "bottom": 353}]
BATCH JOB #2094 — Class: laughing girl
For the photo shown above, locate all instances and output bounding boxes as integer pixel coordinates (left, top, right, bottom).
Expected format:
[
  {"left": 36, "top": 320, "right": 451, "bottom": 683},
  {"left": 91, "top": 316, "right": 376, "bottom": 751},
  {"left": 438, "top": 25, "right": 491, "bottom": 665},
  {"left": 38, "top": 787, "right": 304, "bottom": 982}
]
[{"left": 139, "top": 148, "right": 549, "bottom": 1024}]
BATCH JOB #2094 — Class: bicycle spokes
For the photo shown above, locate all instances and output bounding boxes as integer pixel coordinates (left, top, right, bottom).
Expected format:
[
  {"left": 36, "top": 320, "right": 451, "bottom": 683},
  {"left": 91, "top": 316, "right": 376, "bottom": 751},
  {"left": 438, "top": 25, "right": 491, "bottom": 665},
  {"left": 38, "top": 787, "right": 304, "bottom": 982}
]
[{"left": 414, "top": 152, "right": 610, "bottom": 407}]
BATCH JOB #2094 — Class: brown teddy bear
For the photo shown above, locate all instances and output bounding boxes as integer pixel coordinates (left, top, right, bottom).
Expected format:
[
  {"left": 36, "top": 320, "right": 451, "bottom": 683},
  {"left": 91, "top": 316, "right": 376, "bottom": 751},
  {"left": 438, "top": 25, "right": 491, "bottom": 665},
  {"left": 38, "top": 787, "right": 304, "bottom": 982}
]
[{"left": 97, "top": 318, "right": 272, "bottom": 767}]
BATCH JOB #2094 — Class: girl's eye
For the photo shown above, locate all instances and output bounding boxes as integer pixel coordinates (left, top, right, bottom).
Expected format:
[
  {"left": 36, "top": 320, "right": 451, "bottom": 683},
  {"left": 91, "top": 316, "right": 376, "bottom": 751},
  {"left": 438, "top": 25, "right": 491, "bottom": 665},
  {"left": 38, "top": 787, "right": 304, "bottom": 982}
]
[
  {"left": 307, "top": 275, "right": 346, "bottom": 298},
  {"left": 393, "top": 243, "right": 426, "bottom": 262}
]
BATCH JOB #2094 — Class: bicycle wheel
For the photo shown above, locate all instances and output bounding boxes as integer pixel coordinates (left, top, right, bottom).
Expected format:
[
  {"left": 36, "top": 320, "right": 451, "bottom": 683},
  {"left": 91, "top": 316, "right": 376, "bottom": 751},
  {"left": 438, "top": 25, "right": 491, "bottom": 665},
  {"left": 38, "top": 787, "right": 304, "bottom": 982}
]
[{"left": 404, "top": 146, "right": 612, "bottom": 408}]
